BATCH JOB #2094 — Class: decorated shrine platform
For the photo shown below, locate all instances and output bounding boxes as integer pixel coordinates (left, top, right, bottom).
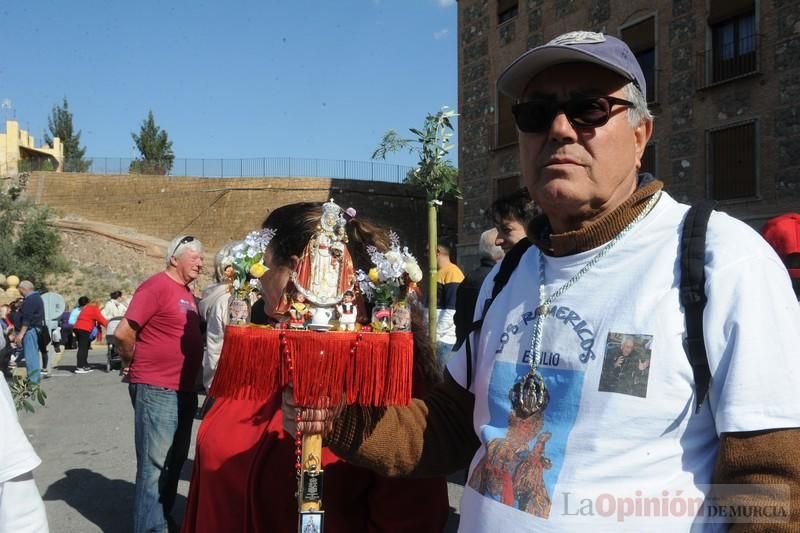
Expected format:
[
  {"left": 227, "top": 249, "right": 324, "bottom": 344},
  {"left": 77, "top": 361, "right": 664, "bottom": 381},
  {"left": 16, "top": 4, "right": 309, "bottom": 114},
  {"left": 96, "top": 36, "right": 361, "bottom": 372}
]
[{"left": 209, "top": 326, "right": 414, "bottom": 407}]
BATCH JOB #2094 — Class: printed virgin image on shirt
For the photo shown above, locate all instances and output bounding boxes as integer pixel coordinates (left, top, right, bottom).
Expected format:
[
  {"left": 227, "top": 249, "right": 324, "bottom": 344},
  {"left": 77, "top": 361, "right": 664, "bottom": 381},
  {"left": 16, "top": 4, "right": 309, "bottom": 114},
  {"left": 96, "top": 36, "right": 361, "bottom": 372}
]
[
  {"left": 468, "top": 361, "right": 583, "bottom": 518},
  {"left": 598, "top": 332, "right": 654, "bottom": 398}
]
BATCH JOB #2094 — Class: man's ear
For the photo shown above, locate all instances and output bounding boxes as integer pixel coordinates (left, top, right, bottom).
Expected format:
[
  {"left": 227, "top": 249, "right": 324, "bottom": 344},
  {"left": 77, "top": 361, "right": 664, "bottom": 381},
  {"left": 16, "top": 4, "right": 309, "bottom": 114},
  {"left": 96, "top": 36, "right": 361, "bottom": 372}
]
[
  {"left": 288, "top": 255, "right": 300, "bottom": 271},
  {"left": 633, "top": 119, "right": 654, "bottom": 170}
]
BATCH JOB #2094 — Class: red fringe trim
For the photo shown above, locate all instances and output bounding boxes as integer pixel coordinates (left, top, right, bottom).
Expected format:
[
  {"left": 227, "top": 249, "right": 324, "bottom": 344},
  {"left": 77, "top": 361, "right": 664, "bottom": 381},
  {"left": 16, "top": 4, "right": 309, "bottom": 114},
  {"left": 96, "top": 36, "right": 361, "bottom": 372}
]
[{"left": 209, "top": 326, "right": 413, "bottom": 407}]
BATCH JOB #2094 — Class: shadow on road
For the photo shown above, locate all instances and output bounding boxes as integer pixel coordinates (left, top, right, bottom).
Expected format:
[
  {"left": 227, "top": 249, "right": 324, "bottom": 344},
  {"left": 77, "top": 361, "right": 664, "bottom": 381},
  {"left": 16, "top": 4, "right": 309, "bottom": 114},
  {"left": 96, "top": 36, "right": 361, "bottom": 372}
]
[
  {"left": 43, "top": 469, "right": 135, "bottom": 533},
  {"left": 42, "top": 468, "right": 188, "bottom": 533}
]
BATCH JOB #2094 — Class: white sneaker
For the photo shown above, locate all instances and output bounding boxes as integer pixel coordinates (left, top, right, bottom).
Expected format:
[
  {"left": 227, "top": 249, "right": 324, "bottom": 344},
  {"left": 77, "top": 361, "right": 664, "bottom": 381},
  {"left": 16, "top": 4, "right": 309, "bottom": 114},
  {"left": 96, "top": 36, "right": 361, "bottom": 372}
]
[{"left": 74, "top": 367, "right": 91, "bottom": 374}]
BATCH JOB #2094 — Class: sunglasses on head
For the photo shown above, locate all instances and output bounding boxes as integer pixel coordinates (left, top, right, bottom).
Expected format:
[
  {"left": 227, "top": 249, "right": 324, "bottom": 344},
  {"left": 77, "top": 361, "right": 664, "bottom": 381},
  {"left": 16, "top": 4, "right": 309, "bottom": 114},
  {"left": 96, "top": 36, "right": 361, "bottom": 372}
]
[
  {"left": 511, "top": 95, "right": 634, "bottom": 134},
  {"left": 171, "top": 235, "right": 196, "bottom": 257}
]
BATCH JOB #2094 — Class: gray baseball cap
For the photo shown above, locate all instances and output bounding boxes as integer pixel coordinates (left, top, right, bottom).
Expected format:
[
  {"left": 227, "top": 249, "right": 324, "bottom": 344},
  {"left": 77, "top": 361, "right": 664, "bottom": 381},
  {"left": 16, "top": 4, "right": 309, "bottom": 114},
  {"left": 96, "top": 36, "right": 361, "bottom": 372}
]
[{"left": 497, "top": 31, "right": 646, "bottom": 98}]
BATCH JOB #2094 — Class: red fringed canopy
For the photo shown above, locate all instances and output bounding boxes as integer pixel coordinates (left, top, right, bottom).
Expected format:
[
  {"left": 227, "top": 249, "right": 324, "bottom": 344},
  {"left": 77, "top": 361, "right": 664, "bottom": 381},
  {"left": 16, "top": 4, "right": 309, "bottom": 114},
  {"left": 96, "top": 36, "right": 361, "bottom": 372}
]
[{"left": 209, "top": 326, "right": 414, "bottom": 408}]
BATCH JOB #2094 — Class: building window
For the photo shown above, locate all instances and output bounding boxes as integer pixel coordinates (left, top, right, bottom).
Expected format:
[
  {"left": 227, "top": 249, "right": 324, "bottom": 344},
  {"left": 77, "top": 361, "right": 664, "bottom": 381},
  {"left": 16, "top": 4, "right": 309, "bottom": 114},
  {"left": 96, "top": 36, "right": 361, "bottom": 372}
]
[
  {"left": 640, "top": 143, "right": 657, "bottom": 176},
  {"left": 709, "top": 121, "right": 757, "bottom": 200},
  {"left": 621, "top": 17, "right": 656, "bottom": 103},
  {"left": 497, "top": 0, "right": 518, "bottom": 24},
  {"left": 495, "top": 92, "right": 517, "bottom": 148},
  {"left": 708, "top": 1, "right": 757, "bottom": 83}
]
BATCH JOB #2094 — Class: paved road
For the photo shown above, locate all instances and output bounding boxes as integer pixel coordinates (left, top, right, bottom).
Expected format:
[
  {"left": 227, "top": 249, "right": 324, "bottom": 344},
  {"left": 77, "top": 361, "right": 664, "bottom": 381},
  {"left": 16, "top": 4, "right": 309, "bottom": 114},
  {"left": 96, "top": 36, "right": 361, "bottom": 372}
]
[{"left": 18, "top": 347, "right": 463, "bottom": 532}]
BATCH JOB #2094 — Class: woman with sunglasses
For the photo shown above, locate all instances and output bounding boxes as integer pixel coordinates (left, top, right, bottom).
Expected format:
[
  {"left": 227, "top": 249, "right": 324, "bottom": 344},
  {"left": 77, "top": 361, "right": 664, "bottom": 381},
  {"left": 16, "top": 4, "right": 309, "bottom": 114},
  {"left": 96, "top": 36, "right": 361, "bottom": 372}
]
[{"left": 182, "top": 203, "right": 448, "bottom": 533}]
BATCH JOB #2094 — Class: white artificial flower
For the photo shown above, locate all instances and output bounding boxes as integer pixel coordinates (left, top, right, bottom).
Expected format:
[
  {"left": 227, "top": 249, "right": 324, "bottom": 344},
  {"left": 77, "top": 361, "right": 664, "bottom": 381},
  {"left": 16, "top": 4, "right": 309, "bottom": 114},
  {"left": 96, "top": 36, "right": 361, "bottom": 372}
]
[
  {"left": 246, "top": 247, "right": 258, "bottom": 258},
  {"left": 407, "top": 263, "right": 423, "bottom": 283},
  {"left": 249, "top": 278, "right": 260, "bottom": 288},
  {"left": 385, "top": 250, "right": 402, "bottom": 266}
]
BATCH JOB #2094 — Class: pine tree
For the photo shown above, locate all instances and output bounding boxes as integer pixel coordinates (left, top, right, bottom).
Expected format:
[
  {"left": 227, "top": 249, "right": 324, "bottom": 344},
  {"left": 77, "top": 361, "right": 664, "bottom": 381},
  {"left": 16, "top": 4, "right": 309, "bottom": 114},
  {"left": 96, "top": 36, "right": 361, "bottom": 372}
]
[
  {"left": 130, "top": 110, "right": 175, "bottom": 175},
  {"left": 44, "top": 97, "right": 90, "bottom": 172}
]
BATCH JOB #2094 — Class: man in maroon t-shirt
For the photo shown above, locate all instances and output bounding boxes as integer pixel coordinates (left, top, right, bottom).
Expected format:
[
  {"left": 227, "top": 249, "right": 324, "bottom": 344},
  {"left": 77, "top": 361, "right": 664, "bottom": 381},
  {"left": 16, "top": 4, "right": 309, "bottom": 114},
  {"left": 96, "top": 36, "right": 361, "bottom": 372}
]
[{"left": 115, "top": 234, "right": 204, "bottom": 533}]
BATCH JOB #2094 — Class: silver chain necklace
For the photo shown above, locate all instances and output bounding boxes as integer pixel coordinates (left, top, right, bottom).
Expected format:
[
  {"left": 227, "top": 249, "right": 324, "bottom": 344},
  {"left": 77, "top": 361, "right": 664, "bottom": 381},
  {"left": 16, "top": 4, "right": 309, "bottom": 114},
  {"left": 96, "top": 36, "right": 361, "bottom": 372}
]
[{"left": 509, "top": 191, "right": 662, "bottom": 418}]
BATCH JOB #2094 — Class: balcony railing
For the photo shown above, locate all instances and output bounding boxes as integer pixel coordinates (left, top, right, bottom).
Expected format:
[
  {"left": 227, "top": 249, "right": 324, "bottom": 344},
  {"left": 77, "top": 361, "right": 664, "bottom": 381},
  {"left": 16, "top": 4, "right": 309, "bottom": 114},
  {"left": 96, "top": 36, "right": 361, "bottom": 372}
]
[{"left": 696, "top": 33, "right": 761, "bottom": 89}]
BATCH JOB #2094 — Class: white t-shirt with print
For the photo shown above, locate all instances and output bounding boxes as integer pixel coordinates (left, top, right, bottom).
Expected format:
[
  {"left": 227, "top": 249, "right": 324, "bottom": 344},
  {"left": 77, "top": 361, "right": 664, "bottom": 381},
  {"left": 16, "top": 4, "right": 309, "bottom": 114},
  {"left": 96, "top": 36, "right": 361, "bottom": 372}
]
[
  {"left": 0, "top": 374, "right": 49, "bottom": 533},
  {"left": 447, "top": 192, "right": 800, "bottom": 532}
]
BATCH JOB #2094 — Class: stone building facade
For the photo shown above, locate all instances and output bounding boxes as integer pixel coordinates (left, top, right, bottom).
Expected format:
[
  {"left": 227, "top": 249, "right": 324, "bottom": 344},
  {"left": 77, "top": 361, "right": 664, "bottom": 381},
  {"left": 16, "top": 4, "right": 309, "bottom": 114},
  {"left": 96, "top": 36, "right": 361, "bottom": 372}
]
[{"left": 457, "top": 0, "right": 800, "bottom": 270}]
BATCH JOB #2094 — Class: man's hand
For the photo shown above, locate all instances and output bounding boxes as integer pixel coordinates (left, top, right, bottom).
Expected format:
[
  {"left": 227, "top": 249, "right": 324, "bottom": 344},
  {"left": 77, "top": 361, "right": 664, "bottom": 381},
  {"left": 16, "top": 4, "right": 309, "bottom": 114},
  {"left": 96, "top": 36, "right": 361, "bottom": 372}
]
[
  {"left": 281, "top": 386, "right": 343, "bottom": 436},
  {"left": 113, "top": 318, "right": 138, "bottom": 365}
]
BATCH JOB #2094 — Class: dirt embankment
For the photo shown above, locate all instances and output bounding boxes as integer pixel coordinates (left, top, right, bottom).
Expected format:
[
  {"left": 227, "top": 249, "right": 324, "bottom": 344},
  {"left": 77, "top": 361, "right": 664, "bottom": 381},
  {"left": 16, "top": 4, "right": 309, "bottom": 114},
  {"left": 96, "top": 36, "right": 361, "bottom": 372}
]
[{"left": 44, "top": 221, "right": 213, "bottom": 306}]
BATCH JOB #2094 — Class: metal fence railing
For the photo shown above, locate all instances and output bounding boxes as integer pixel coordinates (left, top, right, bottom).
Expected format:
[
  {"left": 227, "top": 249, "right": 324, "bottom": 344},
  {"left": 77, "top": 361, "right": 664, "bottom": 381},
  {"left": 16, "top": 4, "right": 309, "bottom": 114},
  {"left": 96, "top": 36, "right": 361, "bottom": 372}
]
[{"left": 22, "top": 156, "right": 415, "bottom": 184}]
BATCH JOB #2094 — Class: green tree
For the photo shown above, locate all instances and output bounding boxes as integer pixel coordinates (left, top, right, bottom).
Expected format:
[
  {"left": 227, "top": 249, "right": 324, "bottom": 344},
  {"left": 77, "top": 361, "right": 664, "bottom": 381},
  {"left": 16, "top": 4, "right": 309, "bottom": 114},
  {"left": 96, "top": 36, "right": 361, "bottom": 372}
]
[
  {"left": 0, "top": 183, "right": 68, "bottom": 286},
  {"left": 372, "top": 106, "right": 459, "bottom": 340},
  {"left": 130, "top": 110, "right": 174, "bottom": 175},
  {"left": 44, "top": 97, "right": 90, "bottom": 172}
]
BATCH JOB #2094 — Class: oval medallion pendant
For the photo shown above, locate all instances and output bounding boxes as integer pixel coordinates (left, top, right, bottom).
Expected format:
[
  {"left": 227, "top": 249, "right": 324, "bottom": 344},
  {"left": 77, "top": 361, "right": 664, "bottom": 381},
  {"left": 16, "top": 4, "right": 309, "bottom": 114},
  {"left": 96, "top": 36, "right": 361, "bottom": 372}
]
[{"left": 509, "top": 371, "right": 549, "bottom": 418}]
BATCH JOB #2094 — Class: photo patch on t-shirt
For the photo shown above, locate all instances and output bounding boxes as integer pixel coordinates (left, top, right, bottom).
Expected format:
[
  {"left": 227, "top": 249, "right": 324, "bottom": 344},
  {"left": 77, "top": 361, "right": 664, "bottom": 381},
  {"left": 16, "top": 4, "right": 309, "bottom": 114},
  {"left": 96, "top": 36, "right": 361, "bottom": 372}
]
[{"left": 598, "top": 332, "right": 653, "bottom": 398}]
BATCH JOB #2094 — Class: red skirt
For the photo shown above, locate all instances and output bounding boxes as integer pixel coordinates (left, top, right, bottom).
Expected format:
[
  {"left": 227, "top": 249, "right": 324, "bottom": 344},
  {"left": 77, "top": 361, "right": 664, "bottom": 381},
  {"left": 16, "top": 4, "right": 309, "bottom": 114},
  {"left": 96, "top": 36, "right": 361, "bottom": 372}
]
[{"left": 182, "top": 393, "right": 449, "bottom": 533}]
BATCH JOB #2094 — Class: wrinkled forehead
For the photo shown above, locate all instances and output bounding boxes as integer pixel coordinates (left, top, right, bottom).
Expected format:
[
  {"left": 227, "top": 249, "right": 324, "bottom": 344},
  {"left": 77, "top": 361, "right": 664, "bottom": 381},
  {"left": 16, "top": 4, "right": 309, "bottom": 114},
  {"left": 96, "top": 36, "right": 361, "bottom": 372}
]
[{"left": 521, "top": 62, "right": 629, "bottom": 99}]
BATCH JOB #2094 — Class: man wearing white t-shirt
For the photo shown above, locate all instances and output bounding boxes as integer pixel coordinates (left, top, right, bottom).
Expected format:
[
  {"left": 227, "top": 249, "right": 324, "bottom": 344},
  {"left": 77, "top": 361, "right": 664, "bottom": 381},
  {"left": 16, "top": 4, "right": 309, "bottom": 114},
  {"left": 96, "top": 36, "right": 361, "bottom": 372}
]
[
  {"left": 0, "top": 375, "right": 49, "bottom": 532},
  {"left": 291, "top": 31, "right": 800, "bottom": 531}
]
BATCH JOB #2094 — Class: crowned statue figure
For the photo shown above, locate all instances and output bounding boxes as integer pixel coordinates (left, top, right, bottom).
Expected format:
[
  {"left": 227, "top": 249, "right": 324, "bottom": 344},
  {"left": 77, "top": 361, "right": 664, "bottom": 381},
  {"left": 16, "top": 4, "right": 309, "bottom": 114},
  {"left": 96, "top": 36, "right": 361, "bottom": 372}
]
[{"left": 292, "top": 200, "right": 356, "bottom": 315}]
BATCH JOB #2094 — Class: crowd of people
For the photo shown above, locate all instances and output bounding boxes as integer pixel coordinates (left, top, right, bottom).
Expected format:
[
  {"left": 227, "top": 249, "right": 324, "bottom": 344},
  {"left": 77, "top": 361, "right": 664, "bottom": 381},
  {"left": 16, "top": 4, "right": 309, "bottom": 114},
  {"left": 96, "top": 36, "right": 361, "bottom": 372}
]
[
  {"left": 2, "top": 29, "right": 800, "bottom": 533},
  {"left": 1, "top": 288, "right": 129, "bottom": 379}
]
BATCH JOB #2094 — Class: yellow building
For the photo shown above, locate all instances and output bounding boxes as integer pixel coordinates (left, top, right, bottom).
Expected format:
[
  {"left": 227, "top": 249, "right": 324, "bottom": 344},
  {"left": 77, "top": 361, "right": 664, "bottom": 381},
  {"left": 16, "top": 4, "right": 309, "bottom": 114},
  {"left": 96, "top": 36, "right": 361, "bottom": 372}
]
[{"left": 0, "top": 119, "right": 63, "bottom": 177}]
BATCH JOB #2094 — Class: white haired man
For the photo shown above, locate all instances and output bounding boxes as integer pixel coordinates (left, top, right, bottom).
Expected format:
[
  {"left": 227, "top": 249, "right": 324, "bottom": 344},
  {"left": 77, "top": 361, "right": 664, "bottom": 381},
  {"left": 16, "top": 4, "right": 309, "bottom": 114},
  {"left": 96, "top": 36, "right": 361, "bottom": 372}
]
[
  {"left": 12, "top": 281, "right": 45, "bottom": 383},
  {"left": 290, "top": 31, "right": 800, "bottom": 530},
  {"left": 115, "top": 235, "right": 204, "bottom": 533},
  {"left": 453, "top": 229, "right": 504, "bottom": 345}
]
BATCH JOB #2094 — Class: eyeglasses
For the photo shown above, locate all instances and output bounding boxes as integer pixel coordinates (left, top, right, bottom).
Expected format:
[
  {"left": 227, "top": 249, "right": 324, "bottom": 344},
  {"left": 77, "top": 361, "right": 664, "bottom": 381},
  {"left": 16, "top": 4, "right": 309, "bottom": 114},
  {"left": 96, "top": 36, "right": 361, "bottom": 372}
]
[
  {"left": 171, "top": 235, "right": 196, "bottom": 257},
  {"left": 511, "top": 96, "right": 634, "bottom": 133}
]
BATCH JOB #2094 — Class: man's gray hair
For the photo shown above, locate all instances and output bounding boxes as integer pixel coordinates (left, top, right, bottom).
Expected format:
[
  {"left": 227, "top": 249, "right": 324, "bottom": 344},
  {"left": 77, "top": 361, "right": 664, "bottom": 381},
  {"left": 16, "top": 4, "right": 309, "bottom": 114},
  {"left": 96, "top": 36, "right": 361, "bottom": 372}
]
[
  {"left": 623, "top": 82, "right": 653, "bottom": 127},
  {"left": 19, "top": 280, "right": 34, "bottom": 291},
  {"left": 166, "top": 235, "right": 203, "bottom": 265},
  {"left": 479, "top": 229, "right": 505, "bottom": 262}
]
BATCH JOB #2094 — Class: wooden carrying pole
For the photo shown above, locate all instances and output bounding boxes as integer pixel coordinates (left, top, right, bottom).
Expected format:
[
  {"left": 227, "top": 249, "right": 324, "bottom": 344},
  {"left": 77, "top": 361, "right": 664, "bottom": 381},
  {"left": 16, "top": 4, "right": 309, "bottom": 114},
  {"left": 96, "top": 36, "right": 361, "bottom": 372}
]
[{"left": 299, "top": 434, "right": 323, "bottom": 512}]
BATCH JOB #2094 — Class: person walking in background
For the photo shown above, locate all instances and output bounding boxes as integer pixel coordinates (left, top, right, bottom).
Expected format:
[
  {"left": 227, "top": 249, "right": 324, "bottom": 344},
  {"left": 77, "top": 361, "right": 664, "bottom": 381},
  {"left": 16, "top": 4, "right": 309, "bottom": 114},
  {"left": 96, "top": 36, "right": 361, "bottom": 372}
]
[
  {"left": 58, "top": 305, "right": 76, "bottom": 350},
  {"left": 453, "top": 228, "right": 504, "bottom": 346},
  {"left": 73, "top": 297, "right": 107, "bottom": 374},
  {"left": 101, "top": 291, "right": 128, "bottom": 320},
  {"left": 11, "top": 281, "right": 45, "bottom": 383},
  {"left": 489, "top": 187, "right": 536, "bottom": 253},
  {"left": 40, "top": 289, "right": 64, "bottom": 375},
  {"left": 435, "top": 240, "right": 464, "bottom": 367},
  {"left": 114, "top": 235, "right": 204, "bottom": 533},
  {"left": 198, "top": 242, "right": 237, "bottom": 391},
  {"left": 761, "top": 213, "right": 800, "bottom": 300}
]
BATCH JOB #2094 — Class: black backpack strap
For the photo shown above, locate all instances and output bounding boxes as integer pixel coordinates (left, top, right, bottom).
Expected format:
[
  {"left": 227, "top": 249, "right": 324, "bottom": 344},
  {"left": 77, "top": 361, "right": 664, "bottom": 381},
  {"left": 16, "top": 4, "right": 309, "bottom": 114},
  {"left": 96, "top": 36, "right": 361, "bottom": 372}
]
[
  {"left": 679, "top": 202, "right": 715, "bottom": 413},
  {"left": 459, "top": 238, "right": 533, "bottom": 388},
  {"left": 491, "top": 239, "right": 533, "bottom": 300}
]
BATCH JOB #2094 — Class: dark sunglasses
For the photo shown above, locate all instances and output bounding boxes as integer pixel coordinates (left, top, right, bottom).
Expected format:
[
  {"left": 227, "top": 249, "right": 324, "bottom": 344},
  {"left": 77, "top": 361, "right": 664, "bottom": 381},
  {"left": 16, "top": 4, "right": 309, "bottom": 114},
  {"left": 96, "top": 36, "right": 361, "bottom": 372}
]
[
  {"left": 511, "top": 96, "right": 634, "bottom": 133},
  {"left": 171, "top": 235, "right": 196, "bottom": 257}
]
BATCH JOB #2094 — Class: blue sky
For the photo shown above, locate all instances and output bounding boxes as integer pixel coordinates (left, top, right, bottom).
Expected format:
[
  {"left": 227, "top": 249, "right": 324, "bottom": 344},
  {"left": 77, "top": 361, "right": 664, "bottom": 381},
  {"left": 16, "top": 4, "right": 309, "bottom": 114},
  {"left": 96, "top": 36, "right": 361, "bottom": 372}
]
[{"left": 1, "top": 0, "right": 457, "bottom": 168}]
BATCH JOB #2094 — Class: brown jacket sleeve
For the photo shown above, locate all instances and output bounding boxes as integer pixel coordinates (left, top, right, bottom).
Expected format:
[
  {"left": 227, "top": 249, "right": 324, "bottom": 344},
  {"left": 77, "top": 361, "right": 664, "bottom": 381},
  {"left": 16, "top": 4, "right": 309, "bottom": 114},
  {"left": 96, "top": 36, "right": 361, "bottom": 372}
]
[
  {"left": 327, "top": 370, "right": 481, "bottom": 478},
  {"left": 712, "top": 429, "right": 800, "bottom": 531}
]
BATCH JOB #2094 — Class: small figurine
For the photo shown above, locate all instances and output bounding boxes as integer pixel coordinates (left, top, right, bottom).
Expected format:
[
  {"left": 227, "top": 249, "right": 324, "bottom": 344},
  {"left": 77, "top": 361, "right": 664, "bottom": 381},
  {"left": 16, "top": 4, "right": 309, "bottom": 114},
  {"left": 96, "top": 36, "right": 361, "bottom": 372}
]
[
  {"left": 336, "top": 290, "right": 357, "bottom": 331},
  {"left": 289, "top": 292, "right": 312, "bottom": 329}
]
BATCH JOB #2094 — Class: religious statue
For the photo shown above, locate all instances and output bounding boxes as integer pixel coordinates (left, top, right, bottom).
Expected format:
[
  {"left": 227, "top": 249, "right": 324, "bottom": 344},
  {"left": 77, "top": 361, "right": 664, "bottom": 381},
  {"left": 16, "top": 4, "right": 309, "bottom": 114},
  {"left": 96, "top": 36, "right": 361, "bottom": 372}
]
[{"left": 291, "top": 200, "right": 356, "bottom": 327}]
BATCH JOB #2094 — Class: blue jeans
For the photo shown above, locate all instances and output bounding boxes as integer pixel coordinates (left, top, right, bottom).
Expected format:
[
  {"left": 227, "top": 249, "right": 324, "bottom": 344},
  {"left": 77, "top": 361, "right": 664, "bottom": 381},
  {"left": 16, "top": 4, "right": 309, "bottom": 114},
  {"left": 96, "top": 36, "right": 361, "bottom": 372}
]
[
  {"left": 23, "top": 329, "right": 41, "bottom": 383},
  {"left": 129, "top": 383, "right": 197, "bottom": 533}
]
